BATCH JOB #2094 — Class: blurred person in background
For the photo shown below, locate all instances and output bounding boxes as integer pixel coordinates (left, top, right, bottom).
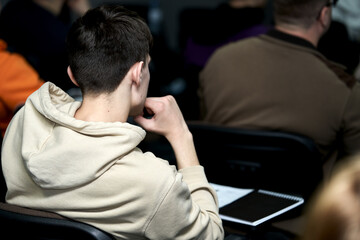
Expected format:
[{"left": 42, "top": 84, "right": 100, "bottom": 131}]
[
  {"left": 199, "top": 0, "right": 360, "bottom": 174},
  {"left": 198, "top": 0, "right": 360, "bottom": 234},
  {"left": 0, "top": 37, "right": 44, "bottom": 202},
  {"left": 179, "top": 0, "right": 270, "bottom": 120},
  {"left": 0, "top": 38, "right": 44, "bottom": 137},
  {"left": 0, "top": 0, "right": 90, "bottom": 92},
  {"left": 301, "top": 154, "right": 360, "bottom": 240}
]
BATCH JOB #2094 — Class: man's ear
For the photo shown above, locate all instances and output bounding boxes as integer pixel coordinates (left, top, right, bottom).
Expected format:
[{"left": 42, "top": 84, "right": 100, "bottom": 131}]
[
  {"left": 131, "top": 61, "right": 144, "bottom": 86},
  {"left": 318, "top": 6, "right": 331, "bottom": 30},
  {"left": 67, "top": 66, "right": 79, "bottom": 87}
]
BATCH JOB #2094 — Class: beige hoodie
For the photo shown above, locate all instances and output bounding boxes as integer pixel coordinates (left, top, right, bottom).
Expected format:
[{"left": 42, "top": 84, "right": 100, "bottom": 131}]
[{"left": 1, "top": 82, "right": 224, "bottom": 239}]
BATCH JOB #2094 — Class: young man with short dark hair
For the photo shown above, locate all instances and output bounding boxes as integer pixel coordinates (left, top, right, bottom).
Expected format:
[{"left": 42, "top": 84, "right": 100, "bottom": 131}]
[{"left": 1, "top": 5, "right": 224, "bottom": 239}]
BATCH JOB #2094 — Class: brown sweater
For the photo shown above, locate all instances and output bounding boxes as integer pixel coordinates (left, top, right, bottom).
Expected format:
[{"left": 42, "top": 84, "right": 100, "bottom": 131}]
[{"left": 199, "top": 30, "right": 360, "bottom": 162}]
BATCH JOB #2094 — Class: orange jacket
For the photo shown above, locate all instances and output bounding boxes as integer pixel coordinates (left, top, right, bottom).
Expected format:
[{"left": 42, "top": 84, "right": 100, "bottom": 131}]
[{"left": 0, "top": 39, "right": 44, "bottom": 137}]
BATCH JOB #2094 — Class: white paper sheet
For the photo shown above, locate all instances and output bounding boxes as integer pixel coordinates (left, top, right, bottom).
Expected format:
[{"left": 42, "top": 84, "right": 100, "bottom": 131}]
[{"left": 210, "top": 183, "right": 253, "bottom": 208}]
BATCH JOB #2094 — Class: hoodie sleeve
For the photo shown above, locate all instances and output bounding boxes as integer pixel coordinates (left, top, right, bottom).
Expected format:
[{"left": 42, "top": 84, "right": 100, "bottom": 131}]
[{"left": 144, "top": 165, "right": 224, "bottom": 240}]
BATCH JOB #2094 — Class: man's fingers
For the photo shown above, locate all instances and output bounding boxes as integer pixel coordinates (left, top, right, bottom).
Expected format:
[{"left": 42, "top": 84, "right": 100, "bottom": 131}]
[{"left": 134, "top": 115, "right": 152, "bottom": 129}]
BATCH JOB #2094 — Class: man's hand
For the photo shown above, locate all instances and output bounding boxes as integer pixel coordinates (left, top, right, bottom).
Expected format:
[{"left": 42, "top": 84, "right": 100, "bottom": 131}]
[
  {"left": 134, "top": 96, "right": 199, "bottom": 169},
  {"left": 134, "top": 96, "right": 188, "bottom": 142}
]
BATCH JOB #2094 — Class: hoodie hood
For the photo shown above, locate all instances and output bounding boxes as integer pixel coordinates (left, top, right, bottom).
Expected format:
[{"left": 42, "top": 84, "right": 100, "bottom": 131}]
[{"left": 19, "top": 82, "right": 146, "bottom": 189}]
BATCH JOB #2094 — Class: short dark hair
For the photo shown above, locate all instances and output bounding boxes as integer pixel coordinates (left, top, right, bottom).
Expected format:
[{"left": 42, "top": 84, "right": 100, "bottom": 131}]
[
  {"left": 66, "top": 5, "right": 153, "bottom": 95},
  {"left": 273, "top": 0, "right": 329, "bottom": 28}
]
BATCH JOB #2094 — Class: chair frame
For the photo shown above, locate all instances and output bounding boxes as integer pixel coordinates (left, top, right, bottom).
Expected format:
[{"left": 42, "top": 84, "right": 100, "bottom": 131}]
[
  {"left": 0, "top": 202, "right": 115, "bottom": 240},
  {"left": 187, "top": 122, "right": 323, "bottom": 201}
]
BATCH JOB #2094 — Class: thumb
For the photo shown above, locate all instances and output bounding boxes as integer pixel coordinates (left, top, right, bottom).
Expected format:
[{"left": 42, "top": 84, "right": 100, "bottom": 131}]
[
  {"left": 134, "top": 115, "right": 154, "bottom": 131},
  {"left": 133, "top": 115, "right": 146, "bottom": 126}
]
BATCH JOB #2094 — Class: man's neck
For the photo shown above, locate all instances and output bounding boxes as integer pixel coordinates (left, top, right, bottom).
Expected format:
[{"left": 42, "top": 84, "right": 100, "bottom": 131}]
[
  {"left": 74, "top": 93, "right": 130, "bottom": 123},
  {"left": 33, "top": 0, "right": 66, "bottom": 16},
  {"left": 275, "top": 24, "right": 320, "bottom": 47},
  {"left": 229, "top": 0, "right": 267, "bottom": 8}
]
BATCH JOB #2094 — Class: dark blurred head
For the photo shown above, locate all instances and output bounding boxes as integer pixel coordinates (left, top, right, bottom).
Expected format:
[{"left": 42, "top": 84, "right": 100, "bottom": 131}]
[{"left": 273, "top": 0, "right": 332, "bottom": 29}]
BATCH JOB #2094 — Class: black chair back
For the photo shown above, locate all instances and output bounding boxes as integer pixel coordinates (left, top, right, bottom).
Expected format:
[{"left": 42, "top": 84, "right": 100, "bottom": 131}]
[
  {"left": 188, "top": 122, "right": 323, "bottom": 201},
  {"left": 0, "top": 202, "right": 115, "bottom": 240}
]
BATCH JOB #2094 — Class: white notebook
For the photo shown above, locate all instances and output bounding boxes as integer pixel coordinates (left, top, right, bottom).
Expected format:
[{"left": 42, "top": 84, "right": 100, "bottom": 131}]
[{"left": 211, "top": 183, "right": 304, "bottom": 226}]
